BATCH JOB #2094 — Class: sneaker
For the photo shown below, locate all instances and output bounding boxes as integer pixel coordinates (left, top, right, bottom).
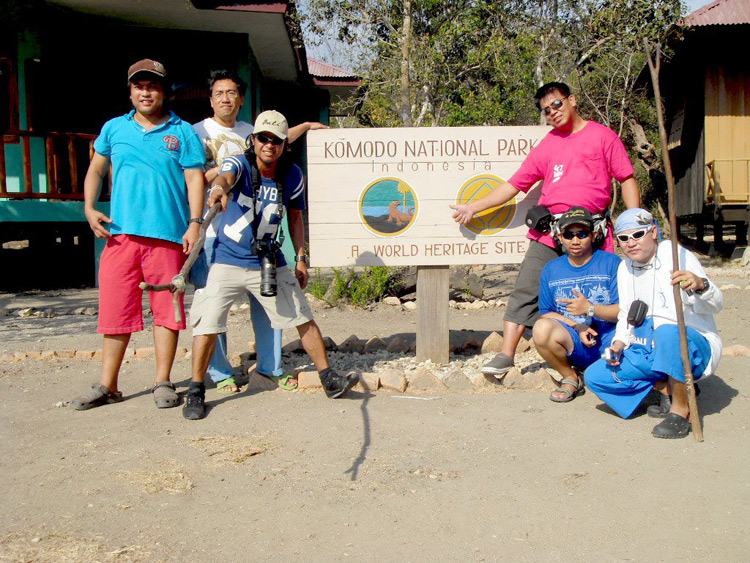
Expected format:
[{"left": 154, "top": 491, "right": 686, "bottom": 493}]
[
  {"left": 647, "top": 393, "right": 672, "bottom": 419},
  {"left": 481, "top": 353, "right": 515, "bottom": 376},
  {"left": 320, "top": 369, "right": 358, "bottom": 399},
  {"left": 71, "top": 383, "right": 123, "bottom": 411},
  {"left": 652, "top": 412, "right": 690, "bottom": 439},
  {"left": 183, "top": 383, "right": 206, "bottom": 420}
]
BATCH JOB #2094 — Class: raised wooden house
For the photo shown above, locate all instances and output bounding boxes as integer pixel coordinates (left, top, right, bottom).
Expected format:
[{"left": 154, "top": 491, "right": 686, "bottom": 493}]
[
  {"left": 0, "top": 0, "right": 346, "bottom": 290},
  {"left": 660, "top": 0, "right": 750, "bottom": 250}
]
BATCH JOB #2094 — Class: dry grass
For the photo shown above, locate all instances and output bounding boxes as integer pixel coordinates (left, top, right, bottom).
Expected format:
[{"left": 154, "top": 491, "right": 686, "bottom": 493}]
[
  {"left": 189, "top": 434, "right": 274, "bottom": 466},
  {"left": 0, "top": 531, "right": 155, "bottom": 562},
  {"left": 112, "top": 461, "right": 194, "bottom": 495}
]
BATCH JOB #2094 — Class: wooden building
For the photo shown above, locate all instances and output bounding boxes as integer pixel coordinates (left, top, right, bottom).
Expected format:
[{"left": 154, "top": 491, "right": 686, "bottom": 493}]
[
  {"left": 661, "top": 0, "right": 750, "bottom": 250},
  {"left": 0, "top": 0, "right": 351, "bottom": 290}
]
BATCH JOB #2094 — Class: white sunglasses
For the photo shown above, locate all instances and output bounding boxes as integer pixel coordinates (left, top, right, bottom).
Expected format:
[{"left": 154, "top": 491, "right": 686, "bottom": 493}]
[{"left": 616, "top": 226, "right": 653, "bottom": 243}]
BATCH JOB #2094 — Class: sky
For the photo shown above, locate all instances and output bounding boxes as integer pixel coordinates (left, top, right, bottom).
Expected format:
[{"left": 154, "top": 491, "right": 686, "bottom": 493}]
[{"left": 686, "top": 0, "right": 713, "bottom": 12}]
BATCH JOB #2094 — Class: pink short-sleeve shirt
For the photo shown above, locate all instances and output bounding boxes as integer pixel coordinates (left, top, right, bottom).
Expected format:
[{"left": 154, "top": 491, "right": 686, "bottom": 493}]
[{"left": 509, "top": 121, "right": 634, "bottom": 249}]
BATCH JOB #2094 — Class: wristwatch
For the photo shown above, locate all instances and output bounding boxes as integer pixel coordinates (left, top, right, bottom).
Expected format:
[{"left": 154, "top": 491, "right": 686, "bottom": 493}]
[
  {"left": 294, "top": 254, "right": 308, "bottom": 264},
  {"left": 189, "top": 217, "right": 204, "bottom": 225},
  {"left": 586, "top": 304, "right": 596, "bottom": 318},
  {"left": 694, "top": 277, "right": 710, "bottom": 295}
]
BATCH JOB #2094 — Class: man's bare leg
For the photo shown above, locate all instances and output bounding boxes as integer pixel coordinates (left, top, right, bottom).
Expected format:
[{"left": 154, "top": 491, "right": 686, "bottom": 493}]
[
  {"left": 501, "top": 320, "right": 526, "bottom": 360},
  {"left": 191, "top": 334, "right": 218, "bottom": 383},
  {"left": 296, "top": 320, "right": 355, "bottom": 398},
  {"left": 297, "top": 320, "right": 328, "bottom": 371},
  {"left": 154, "top": 325, "right": 179, "bottom": 383},
  {"left": 101, "top": 334, "right": 130, "bottom": 392},
  {"left": 532, "top": 319, "right": 580, "bottom": 400},
  {"left": 668, "top": 378, "right": 689, "bottom": 418}
]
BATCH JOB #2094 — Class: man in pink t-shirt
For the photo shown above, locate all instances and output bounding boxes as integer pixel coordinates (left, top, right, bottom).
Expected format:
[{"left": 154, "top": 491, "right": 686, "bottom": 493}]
[{"left": 450, "top": 81, "right": 640, "bottom": 379}]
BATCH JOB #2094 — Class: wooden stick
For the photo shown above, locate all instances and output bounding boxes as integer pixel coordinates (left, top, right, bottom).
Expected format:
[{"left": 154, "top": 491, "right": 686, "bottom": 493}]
[
  {"left": 140, "top": 203, "right": 223, "bottom": 323},
  {"left": 643, "top": 39, "right": 703, "bottom": 442}
]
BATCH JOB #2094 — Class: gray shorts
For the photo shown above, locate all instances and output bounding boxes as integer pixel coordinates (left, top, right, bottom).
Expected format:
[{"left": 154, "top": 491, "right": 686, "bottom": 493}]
[
  {"left": 503, "top": 240, "right": 561, "bottom": 328},
  {"left": 191, "top": 263, "right": 314, "bottom": 335}
]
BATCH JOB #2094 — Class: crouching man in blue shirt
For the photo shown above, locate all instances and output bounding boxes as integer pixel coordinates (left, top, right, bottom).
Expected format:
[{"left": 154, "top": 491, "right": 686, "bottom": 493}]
[
  {"left": 184, "top": 111, "right": 357, "bottom": 419},
  {"left": 532, "top": 207, "right": 621, "bottom": 403}
]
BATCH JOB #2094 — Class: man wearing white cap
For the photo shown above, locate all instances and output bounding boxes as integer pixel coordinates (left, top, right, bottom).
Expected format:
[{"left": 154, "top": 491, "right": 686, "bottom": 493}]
[
  {"left": 584, "top": 208, "right": 724, "bottom": 439},
  {"left": 191, "top": 69, "right": 328, "bottom": 394},
  {"left": 184, "top": 110, "right": 357, "bottom": 419}
]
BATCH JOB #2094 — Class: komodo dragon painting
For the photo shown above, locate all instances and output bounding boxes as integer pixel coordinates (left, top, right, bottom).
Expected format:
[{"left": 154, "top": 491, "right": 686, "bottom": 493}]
[{"left": 387, "top": 200, "right": 415, "bottom": 227}]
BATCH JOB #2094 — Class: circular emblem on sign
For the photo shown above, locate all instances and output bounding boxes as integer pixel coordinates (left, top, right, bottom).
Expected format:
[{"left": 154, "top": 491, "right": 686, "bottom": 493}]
[
  {"left": 456, "top": 174, "right": 516, "bottom": 235},
  {"left": 359, "top": 177, "right": 418, "bottom": 236}
]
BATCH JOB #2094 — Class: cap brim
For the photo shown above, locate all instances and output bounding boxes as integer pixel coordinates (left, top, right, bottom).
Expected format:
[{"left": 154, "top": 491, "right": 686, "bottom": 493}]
[{"left": 128, "top": 70, "right": 166, "bottom": 83}]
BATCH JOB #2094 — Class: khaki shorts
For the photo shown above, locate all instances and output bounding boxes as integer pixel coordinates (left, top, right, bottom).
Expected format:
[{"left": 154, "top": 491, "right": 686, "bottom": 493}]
[{"left": 191, "top": 263, "right": 314, "bottom": 335}]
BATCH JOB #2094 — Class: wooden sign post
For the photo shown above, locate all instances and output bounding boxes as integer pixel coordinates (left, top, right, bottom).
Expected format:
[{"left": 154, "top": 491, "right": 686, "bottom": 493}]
[{"left": 306, "top": 126, "right": 548, "bottom": 363}]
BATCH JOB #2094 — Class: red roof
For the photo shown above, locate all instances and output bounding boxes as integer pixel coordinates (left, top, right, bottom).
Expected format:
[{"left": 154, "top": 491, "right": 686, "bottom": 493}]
[
  {"left": 307, "top": 58, "right": 359, "bottom": 80},
  {"left": 683, "top": 0, "right": 750, "bottom": 26}
]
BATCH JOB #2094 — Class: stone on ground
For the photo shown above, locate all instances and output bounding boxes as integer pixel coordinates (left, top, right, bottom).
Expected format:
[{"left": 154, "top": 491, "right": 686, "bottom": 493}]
[
  {"left": 409, "top": 368, "right": 446, "bottom": 390},
  {"left": 502, "top": 367, "right": 533, "bottom": 390},
  {"left": 379, "top": 369, "right": 407, "bottom": 392},
  {"left": 442, "top": 369, "right": 474, "bottom": 391},
  {"left": 353, "top": 372, "right": 380, "bottom": 392},
  {"left": 338, "top": 334, "right": 365, "bottom": 354},
  {"left": 481, "top": 332, "right": 504, "bottom": 354},
  {"left": 297, "top": 371, "right": 322, "bottom": 389},
  {"left": 364, "top": 337, "right": 387, "bottom": 353},
  {"left": 386, "top": 336, "right": 411, "bottom": 354}
]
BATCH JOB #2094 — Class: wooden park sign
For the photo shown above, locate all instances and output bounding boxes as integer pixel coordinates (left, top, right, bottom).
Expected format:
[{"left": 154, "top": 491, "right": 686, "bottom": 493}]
[{"left": 307, "top": 126, "right": 549, "bottom": 362}]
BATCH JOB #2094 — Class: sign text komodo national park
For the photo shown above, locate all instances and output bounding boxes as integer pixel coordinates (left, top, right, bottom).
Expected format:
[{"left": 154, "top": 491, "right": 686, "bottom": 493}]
[{"left": 307, "top": 126, "right": 549, "bottom": 267}]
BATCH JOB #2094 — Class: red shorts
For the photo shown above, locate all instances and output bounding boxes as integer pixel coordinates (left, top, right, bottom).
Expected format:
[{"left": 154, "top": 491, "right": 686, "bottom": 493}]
[{"left": 98, "top": 235, "right": 187, "bottom": 334}]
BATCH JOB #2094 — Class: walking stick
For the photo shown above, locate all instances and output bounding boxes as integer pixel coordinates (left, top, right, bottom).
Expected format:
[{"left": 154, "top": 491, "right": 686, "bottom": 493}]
[
  {"left": 139, "top": 203, "right": 223, "bottom": 324},
  {"left": 644, "top": 39, "right": 704, "bottom": 442}
]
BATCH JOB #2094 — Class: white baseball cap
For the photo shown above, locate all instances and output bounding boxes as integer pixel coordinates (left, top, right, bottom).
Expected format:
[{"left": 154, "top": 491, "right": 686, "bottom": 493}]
[{"left": 253, "top": 110, "right": 288, "bottom": 141}]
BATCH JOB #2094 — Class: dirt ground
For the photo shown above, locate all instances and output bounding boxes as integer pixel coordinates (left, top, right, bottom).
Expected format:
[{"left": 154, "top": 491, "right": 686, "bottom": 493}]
[{"left": 1, "top": 262, "right": 749, "bottom": 562}]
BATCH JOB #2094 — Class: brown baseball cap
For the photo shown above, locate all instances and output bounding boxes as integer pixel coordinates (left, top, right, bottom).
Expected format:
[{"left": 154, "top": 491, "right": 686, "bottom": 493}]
[{"left": 127, "top": 59, "right": 167, "bottom": 83}]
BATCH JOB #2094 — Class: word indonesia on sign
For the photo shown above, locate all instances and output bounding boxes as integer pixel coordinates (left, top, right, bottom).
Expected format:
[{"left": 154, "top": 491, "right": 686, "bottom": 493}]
[{"left": 307, "top": 126, "right": 549, "bottom": 267}]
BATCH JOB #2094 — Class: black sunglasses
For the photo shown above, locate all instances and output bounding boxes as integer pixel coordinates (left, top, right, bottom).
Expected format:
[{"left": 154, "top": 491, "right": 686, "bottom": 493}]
[
  {"left": 562, "top": 230, "right": 591, "bottom": 240},
  {"left": 616, "top": 227, "right": 652, "bottom": 243},
  {"left": 542, "top": 98, "right": 567, "bottom": 116},
  {"left": 255, "top": 133, "right": 284, "bottom": 146}
]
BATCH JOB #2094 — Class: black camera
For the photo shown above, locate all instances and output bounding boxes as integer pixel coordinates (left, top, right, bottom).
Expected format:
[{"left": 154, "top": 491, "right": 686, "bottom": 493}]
[
  {"left": 627, "top": 299, "right": 649, "bottom": 327},
  {"left": 253, "top": 238, "right": 280, "bottom": 297}
]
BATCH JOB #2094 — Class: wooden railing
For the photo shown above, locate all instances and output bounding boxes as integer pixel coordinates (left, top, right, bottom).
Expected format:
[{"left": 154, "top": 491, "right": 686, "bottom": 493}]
[{"left": 0, "top": 130, "right": 110, "bottom": 200}]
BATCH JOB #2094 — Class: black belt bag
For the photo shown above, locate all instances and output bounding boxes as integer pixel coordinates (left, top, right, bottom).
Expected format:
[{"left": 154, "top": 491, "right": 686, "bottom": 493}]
[{"left": 525, "top": 205, "right": 553, "bottom": 233}]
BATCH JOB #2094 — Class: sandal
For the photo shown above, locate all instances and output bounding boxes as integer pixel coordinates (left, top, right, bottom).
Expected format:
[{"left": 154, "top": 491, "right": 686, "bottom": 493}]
[
  {"left": 152, "top": 381, "right": 179, "bottom": 409},
  {"left": 71, "top": 383, "right": 123, "bottom": 411},
  {"left": 550, "top": 377, "right": 585, "bottom": 403},
  {"left": 259, "top": 372, "right": 298, "bottom": 391},
  {"left": 216, "top": 376, "right": 240, "bottom": 394}
]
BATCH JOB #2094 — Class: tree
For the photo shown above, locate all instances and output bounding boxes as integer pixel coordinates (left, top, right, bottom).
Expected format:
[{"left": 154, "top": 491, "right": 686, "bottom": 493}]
[{"left": 301, "top": 0, "right": 684, "bottom": 208}]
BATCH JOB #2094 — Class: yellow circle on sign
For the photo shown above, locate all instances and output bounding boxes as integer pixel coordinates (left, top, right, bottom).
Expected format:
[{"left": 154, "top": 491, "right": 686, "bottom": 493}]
[{"left": 456, "top": 174, "right": 516, "bottom": 235}]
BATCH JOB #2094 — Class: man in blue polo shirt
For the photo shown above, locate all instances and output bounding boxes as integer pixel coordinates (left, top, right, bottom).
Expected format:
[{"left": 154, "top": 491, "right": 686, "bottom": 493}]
[{"left": 72, "top": 59, "right": 206, "bottom": 412}]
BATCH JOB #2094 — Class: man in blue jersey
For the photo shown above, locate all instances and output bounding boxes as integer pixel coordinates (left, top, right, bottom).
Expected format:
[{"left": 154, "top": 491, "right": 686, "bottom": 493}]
[
  {"left": 184, "top": 110, "right": 357, "bottom": 419},
  {"left": 532, "top": 207, "right": 621, "bottom": 402}
]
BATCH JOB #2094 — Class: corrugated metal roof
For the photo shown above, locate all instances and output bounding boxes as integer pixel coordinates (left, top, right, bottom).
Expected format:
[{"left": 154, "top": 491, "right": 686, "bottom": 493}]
[
  {"left": 683, "top": 0, "right": 750, "bottom": 26},
  {"left": 307, "top": 58, "right": 358, "bottom": 79}
]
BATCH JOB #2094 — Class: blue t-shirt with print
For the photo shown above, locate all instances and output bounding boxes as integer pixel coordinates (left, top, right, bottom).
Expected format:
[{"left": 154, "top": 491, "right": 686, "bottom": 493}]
[
  {"left": 211, "top": 154, "right": 305, "bottom": 269},
  {"left": 93, "top": 110, "right": 205, "bottom": 244},
  {"left": 539, "top": 249, "right": 621, "bottom": 344}
]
